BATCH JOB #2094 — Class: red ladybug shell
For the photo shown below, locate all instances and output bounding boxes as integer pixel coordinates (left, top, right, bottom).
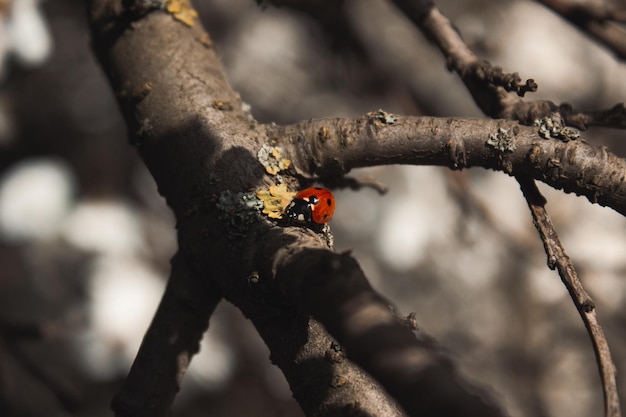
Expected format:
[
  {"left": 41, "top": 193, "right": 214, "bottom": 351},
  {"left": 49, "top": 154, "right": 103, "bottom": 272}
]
[{"left": 286, "top": 187, "right": 336, "bottom": 225}]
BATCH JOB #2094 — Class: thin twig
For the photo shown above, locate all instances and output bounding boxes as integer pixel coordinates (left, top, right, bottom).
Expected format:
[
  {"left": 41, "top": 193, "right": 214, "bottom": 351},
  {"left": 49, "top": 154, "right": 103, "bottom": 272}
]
[
  {"left": 516, "top": 175, "right": 620, "bottom": 417},
  {"left": 391, "top": 0, "right": 626, "bottom": 129}
]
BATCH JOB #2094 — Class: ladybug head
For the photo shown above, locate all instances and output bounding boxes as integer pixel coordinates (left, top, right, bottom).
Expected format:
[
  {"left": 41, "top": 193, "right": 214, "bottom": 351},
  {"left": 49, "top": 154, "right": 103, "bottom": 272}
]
[{"left": 285, "top": 198, "right": 313, "bottom": 224}]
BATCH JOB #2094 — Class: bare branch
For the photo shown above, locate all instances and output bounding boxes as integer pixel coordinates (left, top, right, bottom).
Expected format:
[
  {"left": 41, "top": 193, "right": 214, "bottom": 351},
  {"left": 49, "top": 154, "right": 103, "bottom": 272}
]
[
  {"left": 516, "top": 176, "right": 621, "bottom": 417},
  {"left": 88, "top": 3, "right": 255, "bottom": 213},
  {"left": 262, "top": 234, "right": 508, "bottom": 417},
  {"left": 222, "top": 235, "right": 408, "bottom": 417},
  {"left": 258, "top": 0, "right": 626, "bottom": 129},
  {"left": 270, "top": 115, "right": 626, "bottom": 216},
  {"left": 87, "top": 2, "right": 625, "bottom": 416},
  {"left": 561, "top": 102, "right": 626, "bottom": 130},
  {"left": 391, "top": 0, "right": 626, "bottom": 128},
  {"left": 112, "top": 252, "right": 223, "bottom": 417},
  {"left": 537, "top": 0, "right": 626, "bottom": 61}
]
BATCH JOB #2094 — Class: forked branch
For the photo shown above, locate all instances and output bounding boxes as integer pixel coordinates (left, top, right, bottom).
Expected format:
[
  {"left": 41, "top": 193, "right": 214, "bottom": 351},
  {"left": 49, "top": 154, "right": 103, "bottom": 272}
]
[{"left": 392, "top": 0, "right": 626, "bottom": 129}]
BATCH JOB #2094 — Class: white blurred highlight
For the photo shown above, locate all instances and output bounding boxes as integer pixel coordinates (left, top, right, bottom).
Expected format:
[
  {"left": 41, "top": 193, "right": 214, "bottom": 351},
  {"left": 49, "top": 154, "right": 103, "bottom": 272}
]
[
  {"left": 6, "top": 0, "right": 52, "bottom": 67},
  {"left": 376, "top": 167, "right": 457, "bottom": 271},
  {"left": 81, "top": 256, "right": 165, "bottom": 379},
  {"left": 0, "top": 158, "right": 75, "bottom": 241},
  {"left": 185, "top": 326, "right": 235, "bottom": 390},
  {"left": 62, "top": 201, "right": 145, "bottom": 255}
]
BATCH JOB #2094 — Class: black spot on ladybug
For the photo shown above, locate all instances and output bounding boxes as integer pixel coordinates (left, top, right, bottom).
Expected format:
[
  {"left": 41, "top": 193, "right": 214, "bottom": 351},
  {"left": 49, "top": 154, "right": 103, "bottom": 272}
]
[{"left": 326, "top": 198, "right": 332, "bottom": 206}]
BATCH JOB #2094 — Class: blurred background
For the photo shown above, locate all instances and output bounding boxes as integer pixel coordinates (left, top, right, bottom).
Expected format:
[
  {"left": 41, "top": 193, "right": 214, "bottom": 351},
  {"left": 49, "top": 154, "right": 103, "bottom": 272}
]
[{"left": 1, "top": 0, "right": 626, "bottom": 416}]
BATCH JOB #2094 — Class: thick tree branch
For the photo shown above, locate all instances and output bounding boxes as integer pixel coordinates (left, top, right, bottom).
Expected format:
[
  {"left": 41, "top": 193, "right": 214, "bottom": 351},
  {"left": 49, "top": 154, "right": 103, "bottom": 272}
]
[
  {"left": 89, "top": 3, "right": 257, "bottom": 216},
  {"left": 88, "top": 4, "right": 412, "bottom": 415},
  {"left": 259, "top": 232, "right": 508, "bottom": 417},
  {"left": 517, "top": 176, "right": 621, "bottom": 417},
  {"left": 172, "top": 211, "right": 409, "bottom": 416},
  {"left": 88, "top": 1, "right": 625, "bottom": 416},
  {"left": 111, "top": 252, "right": 223, "bottom": 417},
  {"left": 270, "top": 115, "right": 626, "bottom": 216}
]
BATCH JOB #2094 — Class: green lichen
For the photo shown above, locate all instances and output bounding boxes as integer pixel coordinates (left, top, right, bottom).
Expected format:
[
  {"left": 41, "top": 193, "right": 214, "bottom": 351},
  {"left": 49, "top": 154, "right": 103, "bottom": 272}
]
[
  {"left": 216, "top": 191, "right": 263, "bottom": 238},
  {"left": 487, "top": 127, "right": 516, "bottom": 152},
  {"left": 535, "top": 115, "right": 580, "bottom": 142}
]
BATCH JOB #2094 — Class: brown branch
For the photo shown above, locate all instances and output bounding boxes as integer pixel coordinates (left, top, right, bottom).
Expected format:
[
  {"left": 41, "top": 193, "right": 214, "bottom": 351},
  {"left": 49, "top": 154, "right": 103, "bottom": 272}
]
[
  {"left": 111, "top": 252, "right": 223, "bottom": 417},
  {"left": 220, "top": 230, "right": 408, "bottom": 416},
  {"left": 260, "top": 233, "right": 508, "bottom": 417},
  {"left": 87, "top": 1, "right": 624, "bottom": 416},
  {"left": 270, "top": 114, "right": 626, "bottom": 217},
  {"left": 259, "top": 0, "right": 626, "bottom": 129},
  {"left": 538, "top": 0, "right": 626, "bottom": 61},
  {"left": 173, "top": 209, "right": 410, "bottom": 415},
  {"left": 88, "top": 4, "right": 419, "bottom": 415},
  {"left": 516, "top": 176, "right": 621, "bottom": 417},
  {"left": 391, "top": 0, "right": 626, "bottom": 129},
  {"left": 549, "top": 102, "right": 626, "bottom": 130}
]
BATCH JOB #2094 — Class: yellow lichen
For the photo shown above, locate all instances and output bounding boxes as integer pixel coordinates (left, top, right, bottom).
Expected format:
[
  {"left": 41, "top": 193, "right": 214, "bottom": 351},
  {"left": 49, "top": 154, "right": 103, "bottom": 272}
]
[
  {"left": 165, "top": 0, "right": 198, "bottom": 27},
  {"left": 256, "top": 184, "right": 296, "bottom": 219},
  {"left": 257, "top": 145, "right": 291, "bottom": 176}
]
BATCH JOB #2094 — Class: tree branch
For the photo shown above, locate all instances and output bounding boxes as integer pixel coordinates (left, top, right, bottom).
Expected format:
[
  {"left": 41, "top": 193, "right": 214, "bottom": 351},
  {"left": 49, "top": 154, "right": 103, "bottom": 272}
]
[
  {"left": 516, "top": 176, "right": 621, "bottom": 417},
  {"left": 171, "top": 212, "right": 410, "bottom": 416},
  {"left": 88, "top": 5, "right": 412, "bottom": 415},
  {"left": 224, "top": 248, "right": 408, "bottom": 416},
  {"left": 258, "top": 0, "right": 626, "bottom": 129},
  {"left": 88, "top": 2, "right": 256, "bottom": 216},
  {"left": 111, "top": 252, "right": 223, "bottom": 417},
  {"left": 391, "top": 0, "right": 626, "bottom": 129},
  {"left": 270, "top": 114, "right": 626, "bottom": 216},
  {"left": 88, "top": 1, "right": 625, "bottom": 416},
  {"left": 259, "top": 231, "right": 508, "bottom": 417}
]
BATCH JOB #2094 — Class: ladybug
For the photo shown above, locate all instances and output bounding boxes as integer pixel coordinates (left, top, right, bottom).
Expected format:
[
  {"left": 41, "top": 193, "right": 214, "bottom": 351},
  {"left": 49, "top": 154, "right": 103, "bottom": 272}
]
[{"left": 285, "top": 187, "right": 335, "bottom": 227}]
